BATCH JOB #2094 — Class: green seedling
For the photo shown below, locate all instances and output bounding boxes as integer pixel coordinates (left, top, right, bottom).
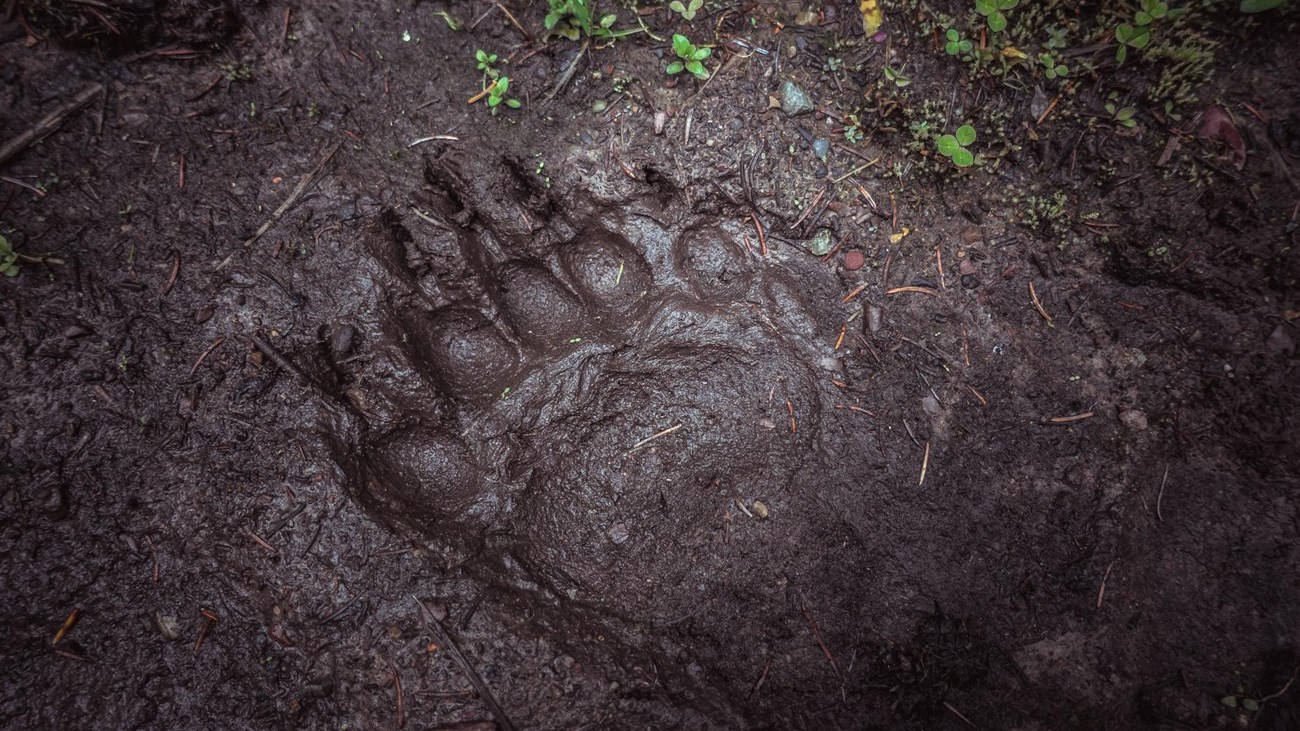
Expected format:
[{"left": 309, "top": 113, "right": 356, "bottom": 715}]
[
  {"left": 974, "top": 0, "right": 1018, "bottom": 32},
  {"left": 667, "top": 34, "right": 711, "bottom": 79},
  {"left": 944, "top": 28, "right": 973, "bottom": 55},
  {"left": 486, "top": 76, "right": 522, "bottom": 113},
  {"left": 1039, "top": 52, "right": 1068, "bottom": 79},
  {"left": 669, "top": 0, "right": 703, "bottom": 21},
  {"left": 883, "top": 64, "right": 911, "bottom": 87},
  {"left": 1043, "top": 27, "right": 1067, "bottom": 50},
  {"left": 844, "top": 113, "right": 865, "bottom": 143},
  {"left": 936, "top": 125, "right": 977, "bottom": 167},
  {"left": 1114, "top": 23, "right": 1150, "bottom": 63},
  {"left": 475, "top": 49, "right": 500, "bottom": 79},
  {"left": 545, "top": 0, "right": 637, "bottom": 41},
  {"left": 0, "top": 235, "right": 17, "bottom": 277},
  {"left": 1135, "top": 0, "right": 1171, "bottom": 25},
  {"left": 1105, "top": 101, "right": 1137, "bottom": 128}
]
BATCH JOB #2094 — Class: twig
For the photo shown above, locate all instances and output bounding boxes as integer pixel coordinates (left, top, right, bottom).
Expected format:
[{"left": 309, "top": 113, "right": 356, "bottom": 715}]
[
  {"left": 250, "top": 333, "right": 312, "bottom": 384},
  {"left": 53, "top": 608, "right": 79, "bottom": 645},
  {"left": 1156, "top": 464, "right": 1169, "bottom": 522},
  {"left": 407, "top": 135, "right": 459, "bottom": 148},
  {"left": 831, "top": 158, "right": 881, "bottom": 184},
  {"left": 628, "top": 423, "right": 683, "bottom": 453},
  {"left": 1258, "top": 665, "right": 1299, "bottom": 703},
  {"left": 0, "top": 83, "right": 104, "bottom": 169},
  {"left": 467, "top": 78, "right": 499, "bottom": 105},
  {"left": 1029, "top": 281, "right": 1053, "bottom": 324},
  {"left": 189, "top": 336, "right": 226, "bottom": 377},
  {"left": 1097, "top": 560, "right": 1116, "bottom": 609},
  {"left": 944, "top": 701, "right": 979, "bottom": 730},
  {"left": 751, "top": 213, "right": 768, "bottom": 256},
  {"left": 802, "top": 604, "right": 839, "bottom": 676},
  {"left": 919, "top": 441, "right": 930, "bottom": 486},
  {"left": 0, "top": 175, "right": 45, "bottom": 196},
  {"left": 546, "top": 40, "right": 589, "bottom": 102},
  {"left": 413, "top": 597, "right": 517, "bottom": 731},
  {"left": 887, "top": 286, "right": 940, "bottom": 298},
  {"left": 391, "top": 660, "right": 406, "bottom": 729},
  {"left": 218, "top": 141, "right": 342, "bottom": 268},
  {"left": 162, "top": 252, "right": 180, "bottom": 295},
  {"left": 248, "top": 530, "right": 276, "bottom": 553},
  {"left": 1046, "top": 412, "right": 1093, "bottom": 424},
  {"left": 495, "top": 2, "right": 531, "bottom": 40}
]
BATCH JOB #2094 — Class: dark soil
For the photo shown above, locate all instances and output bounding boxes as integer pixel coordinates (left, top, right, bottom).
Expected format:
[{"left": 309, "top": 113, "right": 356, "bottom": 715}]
[{"left": 2, "top": 1, "right": 1299, "bottom": 729}]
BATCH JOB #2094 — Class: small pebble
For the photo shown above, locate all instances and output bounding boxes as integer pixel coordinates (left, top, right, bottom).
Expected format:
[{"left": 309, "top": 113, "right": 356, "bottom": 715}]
[
  {"left": 844, "top": 251, "right": 865, "bottom": 271},
  {"left": 812, "top": 138, "right": 830, "bottom": 161},
  {"left": 34, "top": 482, "right": 69, "bottom": 520},
  {"left": 752, "top": 500, "right": 769, "bottom": 519},
  {"left": 867, "top": 304, "right": 883, "bottom": 334},
  {"left": 608, "top": 522, "right": 629, "bottom": 544},
  {"left": 330, "top": 324, "right": 356, "bottom": 358},
  {"left": 779, "top": 80, "right": 815, "bottom": 116},
  {"left": 1119, "top": 409, "right": 1149, "bottom": 431},
  {"left": 591, "top": 99, "right": 608, "bottom": 114},
  {"left": 422, "top": 599, "right": 448, "bottom": 622},
  {"left": 807, "top": 229, "right": 834, "bottom": 256},
  {"left": 154, "top": 613, "right": 182, "bottom": 641}
]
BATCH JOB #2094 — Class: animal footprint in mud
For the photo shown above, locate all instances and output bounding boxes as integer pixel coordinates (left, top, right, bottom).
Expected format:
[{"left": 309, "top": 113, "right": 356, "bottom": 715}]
[{"left": 343, "top": 203, "right": 829, "bottom": 622}]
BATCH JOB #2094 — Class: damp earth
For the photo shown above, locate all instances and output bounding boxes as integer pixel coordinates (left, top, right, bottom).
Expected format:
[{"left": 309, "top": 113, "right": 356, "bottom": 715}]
[{"left": 2, "top": 1, "right": 1299, "bottom": 729}]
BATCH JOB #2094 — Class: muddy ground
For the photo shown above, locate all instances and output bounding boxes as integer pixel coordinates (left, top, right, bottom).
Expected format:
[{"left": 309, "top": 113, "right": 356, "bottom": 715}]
[{"left": 1, "top": 0, "right": 1299, "bottom": 728}]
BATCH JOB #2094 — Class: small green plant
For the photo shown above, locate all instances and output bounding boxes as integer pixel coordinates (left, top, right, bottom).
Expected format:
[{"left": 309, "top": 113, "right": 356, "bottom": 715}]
[
  {"left": 486, "top": 77, "right": 522, "bottom": 113},
  {"left": 1240, "top": 0, "right": 1285, "bottom": 10},
  {"left": 883, "top": 64, "right": 911, "bottom": 87},
  {"left": 936, "top": 125, "right": 977, "bottom": 167},
  {"left": 1221, "top": 664, "right": 1299, "bottom": 713},
  {"left": 1135, "top": 0, "right": 1172, "bottom": 25},
  {"left": 475, "top": 49, "right": 500, "bottom": 78},
  {"left": 1114, "top": 24, "right": 1150, "bottom": 63},
  {"left": 1114, "top": 0, "right": 1183, "bottom": 63},
  {"left": 944, "top": 28, "right": 973, "bottom": 55},
  {"left": 1039, "top": 52, "right": 1069, "bottom": 79},
  {"left": 545, "top": 0, "right": 633, "bottom": 40},
  {"left": 669, "top": 0, "right": 703, "bottom": 21},
  {"left": 844, "top": 113, "right": 865, "bottom": 143},
  {"left": 220, "top": 62, "right": 253, "bottom": 82},
  {"left": 974, "top": 0, "right": 1018, "bottom": 32},
  {"left": 667, "top": 34, "right": 711, "bottom": 79},
  {"left": 1043, "top": 26, "right": 1068, "bottom": 50},
  {"left": 0, "top": 235, "right": 18, "bottom": 277},
  {"left": 1105, "top": 99, "right": 1137, "bottom": 128}
]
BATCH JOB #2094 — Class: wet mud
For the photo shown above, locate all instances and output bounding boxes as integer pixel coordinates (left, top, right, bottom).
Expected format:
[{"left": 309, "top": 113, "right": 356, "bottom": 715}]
[{"left": 2, "top": 0, "right": 1299, "bottom": 728}]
